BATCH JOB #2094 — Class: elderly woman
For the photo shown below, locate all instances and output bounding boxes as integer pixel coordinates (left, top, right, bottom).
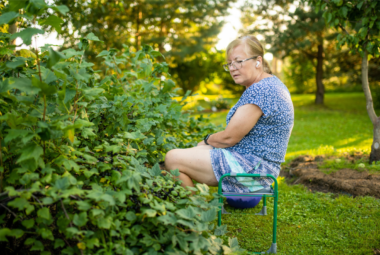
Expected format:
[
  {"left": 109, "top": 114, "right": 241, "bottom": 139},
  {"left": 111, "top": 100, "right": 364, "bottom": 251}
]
[{"left": 164, "top": 35, "right": 294, "bottom": 193}]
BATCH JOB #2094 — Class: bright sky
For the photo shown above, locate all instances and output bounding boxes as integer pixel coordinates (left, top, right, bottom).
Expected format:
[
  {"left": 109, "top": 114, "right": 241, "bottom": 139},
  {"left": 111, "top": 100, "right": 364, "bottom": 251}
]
[{"left": 215, "top": 1, "right": 244, "bottom": 51}]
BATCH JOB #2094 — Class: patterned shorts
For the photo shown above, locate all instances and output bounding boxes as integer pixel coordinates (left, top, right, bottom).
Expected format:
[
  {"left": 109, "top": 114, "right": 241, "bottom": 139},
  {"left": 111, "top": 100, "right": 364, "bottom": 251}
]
[{"left": 210, "top": 148, "right": 280, "bottom": 193}]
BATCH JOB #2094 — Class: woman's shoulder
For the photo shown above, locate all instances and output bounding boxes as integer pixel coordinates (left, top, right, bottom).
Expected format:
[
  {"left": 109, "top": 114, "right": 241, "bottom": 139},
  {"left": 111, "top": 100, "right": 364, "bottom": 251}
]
[{"left": 244, "top": 75, "right": 282, "bottom": 95}]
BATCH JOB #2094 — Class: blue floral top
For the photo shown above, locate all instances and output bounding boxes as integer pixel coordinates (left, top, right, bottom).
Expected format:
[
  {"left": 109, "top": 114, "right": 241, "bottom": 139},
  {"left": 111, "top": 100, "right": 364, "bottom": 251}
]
[{"left": 225, "top": 76, "right": 294, "bottom": 165}]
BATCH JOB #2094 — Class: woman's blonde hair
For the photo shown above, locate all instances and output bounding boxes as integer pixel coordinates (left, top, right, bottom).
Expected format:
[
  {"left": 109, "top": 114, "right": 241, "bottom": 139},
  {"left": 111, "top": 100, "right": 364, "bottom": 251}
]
[{"left": 226, "top": 35, "right": 272, "bottom": 74}]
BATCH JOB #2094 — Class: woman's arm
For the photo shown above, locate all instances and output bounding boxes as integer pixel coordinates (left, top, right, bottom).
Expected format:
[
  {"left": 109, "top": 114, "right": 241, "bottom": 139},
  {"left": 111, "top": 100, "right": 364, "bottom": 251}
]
[{"left": 198, "top": 104, "right": 263, "bottom": 148}]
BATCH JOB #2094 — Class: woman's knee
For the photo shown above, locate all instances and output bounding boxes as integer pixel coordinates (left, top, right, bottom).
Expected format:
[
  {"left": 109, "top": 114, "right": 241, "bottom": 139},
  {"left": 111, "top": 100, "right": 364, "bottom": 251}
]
[{"left": 164, "top": 149, "right": 182, "bottom": 170}]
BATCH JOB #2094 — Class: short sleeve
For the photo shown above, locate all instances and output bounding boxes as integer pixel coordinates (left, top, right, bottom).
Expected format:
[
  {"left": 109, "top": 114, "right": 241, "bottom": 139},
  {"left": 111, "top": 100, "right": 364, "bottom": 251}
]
[{"left": 239, "top": 83, "right": 278, "bottom": 117}]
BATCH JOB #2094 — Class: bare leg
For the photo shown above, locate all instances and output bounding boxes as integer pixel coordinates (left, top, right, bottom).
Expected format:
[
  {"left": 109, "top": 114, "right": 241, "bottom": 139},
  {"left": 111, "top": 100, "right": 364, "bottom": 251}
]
[{"left": 164, "top": 145, "right": 218, "bottom": 188}]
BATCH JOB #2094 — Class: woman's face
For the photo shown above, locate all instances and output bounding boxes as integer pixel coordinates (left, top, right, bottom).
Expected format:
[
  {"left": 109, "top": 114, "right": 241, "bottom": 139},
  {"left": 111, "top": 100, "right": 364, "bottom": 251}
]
[{"left": 227, "top": 44, "right": 259, "bottom": 88}]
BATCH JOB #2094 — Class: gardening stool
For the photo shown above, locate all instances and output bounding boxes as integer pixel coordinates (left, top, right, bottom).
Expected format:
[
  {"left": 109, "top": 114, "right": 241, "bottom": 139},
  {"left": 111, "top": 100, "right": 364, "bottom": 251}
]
[{"left": 218, "top": 173, "right": 278, "bottom": 254}]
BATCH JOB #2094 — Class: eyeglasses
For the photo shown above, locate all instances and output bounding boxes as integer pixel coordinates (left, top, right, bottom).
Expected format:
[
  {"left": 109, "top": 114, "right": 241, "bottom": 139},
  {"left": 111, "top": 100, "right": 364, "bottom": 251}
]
[{"left": 223, "top": 56, "right": 258, "bottom": 71}]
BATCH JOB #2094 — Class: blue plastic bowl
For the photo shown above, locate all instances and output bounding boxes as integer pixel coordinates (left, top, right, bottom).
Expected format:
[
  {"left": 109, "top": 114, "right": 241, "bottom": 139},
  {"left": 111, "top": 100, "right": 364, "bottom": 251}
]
[{"left": 226, "top": 196, "right": 262, "bottom": 209}]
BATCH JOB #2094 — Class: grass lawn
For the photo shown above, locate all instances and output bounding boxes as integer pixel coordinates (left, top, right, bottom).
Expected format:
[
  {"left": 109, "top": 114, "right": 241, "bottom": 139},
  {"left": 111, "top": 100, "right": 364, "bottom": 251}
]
[{"left": 200, "top": 93, "right": 380, "bottom": 254}]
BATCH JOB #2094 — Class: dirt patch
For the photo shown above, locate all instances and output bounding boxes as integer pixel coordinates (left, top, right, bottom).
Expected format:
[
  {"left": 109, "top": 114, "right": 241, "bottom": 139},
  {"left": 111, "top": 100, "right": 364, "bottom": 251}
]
[
  {"left": 281, "top": 155, "right": 380, "bottom": 198},
  {"left": 374, "top": 249, "right": 380, "bottom": 255}
]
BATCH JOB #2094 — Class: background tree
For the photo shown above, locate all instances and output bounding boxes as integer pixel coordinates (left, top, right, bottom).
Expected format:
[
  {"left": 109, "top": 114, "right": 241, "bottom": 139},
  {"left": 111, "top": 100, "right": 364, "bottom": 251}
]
[
  {"left": 309, "top": 0, "right": 380, "bottom": 162},
  {"left": 240, "top": 0, "right": 341, "bottom": 104},
  {"left": 52, "top": 0, "right": 236, "bottom": 94}
]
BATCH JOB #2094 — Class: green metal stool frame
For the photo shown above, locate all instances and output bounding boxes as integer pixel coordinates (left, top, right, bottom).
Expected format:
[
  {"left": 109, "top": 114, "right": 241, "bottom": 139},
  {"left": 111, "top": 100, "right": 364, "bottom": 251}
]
[{"left": 217, "top": 173, "right": 278, "bottom": 254}]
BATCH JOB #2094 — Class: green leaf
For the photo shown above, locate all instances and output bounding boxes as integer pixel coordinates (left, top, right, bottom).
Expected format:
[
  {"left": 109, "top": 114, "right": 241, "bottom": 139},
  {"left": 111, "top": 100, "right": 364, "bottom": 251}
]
[
  {"left": 38, "top": 228, "right": 53, "bottom": 240},
  {"left": 6, "top": 77, "right": 40, "bottom": 94},
  {"left": 8, "top": 197, "right": 30, "bottom": 210},
  {"left": 10, "top": 28, "right": 45, "bottom": 46},
  {"left": 54, "top": 239, "right": 65, "bottom": 249},
  {"left": 327, "top": 12, "right": 332, "bottom": 23},
  {"left": 47, "top": 47, "right": 66, "bottom": 68},
  {"left": 157, "top": 214, "right": 177, "bottom": 225},
  {"left": 82, "top": 88, "right": 104, "bottom": 100},
  {"left": 86, "top": 32, "right": 103, "bottom": 42},
  {"left": 142, "top": 209, "right": 157, "bottom": 217},
  {"left": 170, "top": 169, "right": 180, "bottom": 177},
  {"left": 76, "top": 201, "right": 92, "bottom": 211},
  {"left": 64, "top": 89, "right": 76, "bottom": 104},
  {"left": 97, "top": 216, "right": 112, "bottom": 229},
  {"left": 37, "top": 207, "right": 52, "bottom": 220},
  {"left": 176, "top": 207, "right": 195, "bottom": 220},
  {"left": 54, "top": 177, "right": 70, "bottom": 190},
  {"left": 52, "top": 5, "right": 70, "bottom": 15},
  {"left": 150, "top": 50, "right": 165, "bottom": 59},
  {"left": 0, "top": 228, "right": 11, "bottom": 242},
  {"left": 162, "top": 79, "right": 176, "bottom": 93},
  {"left": 334, "top": 0, "right": 343, "bottom": 6},
  {"left": 30, "top": 240, "right": 44, "bottom": 251},
  {"left": 41, "top": 197, "right": 54, "bottom": 205},
  {"left": 196, "top": 183, "right": 210, "bottom": 196},
  {"left": 9, "top": 229, "right": 24, "bottom": 238},
  {"left": 39, "top": 15, "right": 64, "bottom": 33},
  {"left": 16, "top": 143, "right": 43, "bottom": 164},
  {"left": 22, "top": 219, "right": 35, "bottom": 229},
  {"left": 86, "top": 238, "right": 100, "bottom": 249},
  {"left": 125, "top": 211, "right": 137, "bottom": 222},
  {"left": 74, "top": 119, "right": 94, "bottom": 129},
  {"left": 149, "top": 163, "right": 162, "bottom": 177},
  {"left": 24, "top": 237, "right": 36, "bottom": 245},
  {"left": 0, "top": 12, "right": 19, "bottom": 25},
  {"left": 357, "top": 1, "right": 364, "bottom": 10},
  {"left": 341, "top": 6, "right": 348, "bottom": 18},
  {"left": 123, "top": 131, "right": 146, "bottom": 140},
  {"left": 32, "top": 77, "right": 57, "bottom": 96},
  {"left": 201, "top": 208, "right": 216, "bottom": 222},
  {"left": 359, "top": 27, "right": 368, "bottom": 39},
  {"left": 73, "top": 212, "right": 88, "bottom": 227},
  {"left": 6, "top": 58, "right": 25, "bottom": 69},
  {"left": 214, "top": 225, "right": 227, "bottom": 236},
  {"left": 4, "top": 129, "right": 32, "bottom": 144},
  {"left": 9, "top": 0, "right": 27, "bottom": 11},
  {"left": 229, "top": 237, "right": 239, "bottom": 248}
]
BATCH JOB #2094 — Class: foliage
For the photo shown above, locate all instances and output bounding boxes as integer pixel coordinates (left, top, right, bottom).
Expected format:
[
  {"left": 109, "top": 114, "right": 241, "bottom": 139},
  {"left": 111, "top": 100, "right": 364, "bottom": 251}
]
[
  {"left": 282, "top": 56, "right": 316, "bottom": 94},
  {"left": 309, "top": 0, "right": 380, "bottom": 163},
  {"left": 0, "top": 1, "right": 244, "bottom": 254},
  {"left": 51, "top": 0, "right": 237, "bottom": 94},
  {"left": 310, "top": 0, "right": 380, "bottom": 57},
  {"left": 240, "top": 0, "right": 374, "bottom": 102},
  {"left": 210, "top": 97, "right": 230, "bottom": 111}
]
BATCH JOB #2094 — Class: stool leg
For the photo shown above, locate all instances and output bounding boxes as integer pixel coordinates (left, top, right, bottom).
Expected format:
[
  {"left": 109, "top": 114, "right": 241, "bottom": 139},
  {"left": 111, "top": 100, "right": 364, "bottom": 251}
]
[
  {"left": 267, "top": 193, "right": 278, "bottom": 254},
  {"left": 255, "top": 195, "right": 267, "bottom": 216}
]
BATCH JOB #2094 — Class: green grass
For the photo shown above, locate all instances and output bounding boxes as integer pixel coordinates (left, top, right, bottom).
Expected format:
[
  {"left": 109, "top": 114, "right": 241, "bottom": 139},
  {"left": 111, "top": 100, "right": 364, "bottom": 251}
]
[
  {"left": 213, "top": 179, "right": 380, "bottom": 254},
  {"left": 201, "top": 93, "right": 380, "bottom": 254},
  {"left": 318, "top": 157, "right": 380, "bottom": 175}
]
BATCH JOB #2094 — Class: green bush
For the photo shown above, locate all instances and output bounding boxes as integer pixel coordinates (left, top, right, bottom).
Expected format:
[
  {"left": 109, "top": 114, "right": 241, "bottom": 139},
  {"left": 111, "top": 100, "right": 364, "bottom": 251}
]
[{"left": 0, "top": 2, "right": 243, "bottom": 254}]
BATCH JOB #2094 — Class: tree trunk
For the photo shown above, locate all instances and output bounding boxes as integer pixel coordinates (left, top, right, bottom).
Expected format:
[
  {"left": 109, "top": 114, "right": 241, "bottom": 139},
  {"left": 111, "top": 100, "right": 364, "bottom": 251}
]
[
  {"left": 315, "top": 43, "right": 324, "bottom": 104},
  {"left": 9, "top": 22, "right": 18, "bottom": 45},
  {"left": 362, "top": 51, "right": 380, "bottom": 163}
]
